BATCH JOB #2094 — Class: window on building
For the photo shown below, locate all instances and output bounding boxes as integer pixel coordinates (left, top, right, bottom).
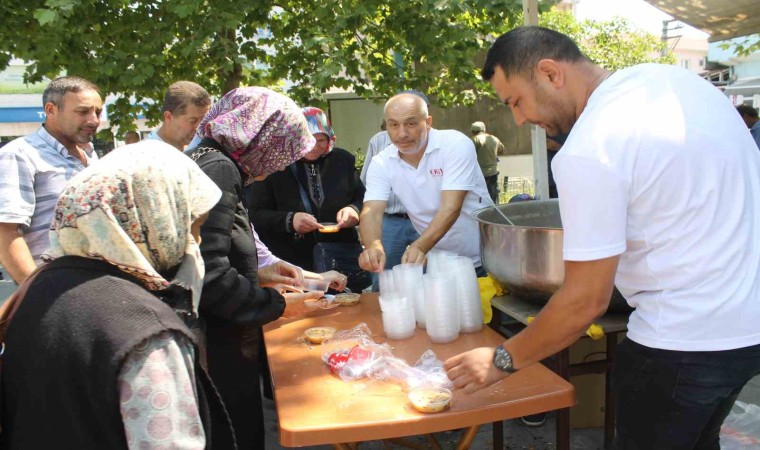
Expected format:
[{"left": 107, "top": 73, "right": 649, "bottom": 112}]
[{"left": 680, "top": 59, "right": 690, "bottom": 69}]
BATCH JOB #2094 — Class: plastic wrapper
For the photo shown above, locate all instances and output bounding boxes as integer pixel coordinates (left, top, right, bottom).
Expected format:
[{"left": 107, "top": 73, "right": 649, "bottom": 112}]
[
  {"left": 369, "top": 349, "right": 453, "bottom": 391},
  {"left": 720, "top": 401, "right": 760, "bottom": 449},
  {"left": 322, "top": 332, "right": 452, "bottom": 390},
  {"left": 321, "top": 323, "right": 391, "bottom": 380}
]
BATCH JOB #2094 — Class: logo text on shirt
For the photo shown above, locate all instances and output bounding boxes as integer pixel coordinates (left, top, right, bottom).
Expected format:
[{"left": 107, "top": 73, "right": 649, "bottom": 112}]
[{"left": 429, "top": 168, "right": 443, "bottom": 176}]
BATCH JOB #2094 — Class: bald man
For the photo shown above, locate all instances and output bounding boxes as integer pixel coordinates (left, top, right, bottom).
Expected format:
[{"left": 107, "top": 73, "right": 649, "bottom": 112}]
[{"left": 358, "top": 93, "right": 491, "bottom": 274}]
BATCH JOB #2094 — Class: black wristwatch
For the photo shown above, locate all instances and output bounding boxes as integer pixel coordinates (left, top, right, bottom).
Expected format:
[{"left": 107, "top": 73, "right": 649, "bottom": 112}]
[{"left": 493, "top": 345, "right": 517, "bottom": 373}]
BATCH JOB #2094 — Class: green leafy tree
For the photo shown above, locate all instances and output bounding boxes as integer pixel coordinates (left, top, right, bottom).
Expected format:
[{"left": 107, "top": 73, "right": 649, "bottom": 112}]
[
  {"left": 540, "top": 10, "right": 675, "bottom": 69},
  {"left": 719, "top": 34, "right": 760, "bottom": 58},
  {"left": 0, "top": 0, "right": 542, "bottom": 129},
  {"left": 0, "top": 1, "right": 668, "bottom": 132}
]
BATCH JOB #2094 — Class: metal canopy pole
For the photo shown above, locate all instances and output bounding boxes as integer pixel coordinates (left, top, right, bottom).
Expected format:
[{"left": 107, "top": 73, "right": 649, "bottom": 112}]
[{"left": 523, "top": 0, "right": 550, "bottom": 200}]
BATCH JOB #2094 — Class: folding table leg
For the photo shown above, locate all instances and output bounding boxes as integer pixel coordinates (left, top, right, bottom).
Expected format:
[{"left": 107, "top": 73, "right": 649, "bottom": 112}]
[
  {"left": 556, "top": 348, "right": 571, "bottom": 450},
  {"left": 605, "top": 334, "right": 618, "bottom": 447},
  {"left": 455, "top": 425, "right": 481, "bottom": 450},
  {"left": 492, "top": 420, "right": 504, "bottom": 450}
]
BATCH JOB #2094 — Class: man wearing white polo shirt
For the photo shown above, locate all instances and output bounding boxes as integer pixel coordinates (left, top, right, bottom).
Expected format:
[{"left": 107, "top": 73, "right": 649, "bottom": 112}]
[{"left": 358, "top": 92, "right": 491, "bottom": 273}]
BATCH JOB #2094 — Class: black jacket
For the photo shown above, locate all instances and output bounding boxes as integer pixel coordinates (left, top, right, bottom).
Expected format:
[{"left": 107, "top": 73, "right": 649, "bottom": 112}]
[
  {"left": 247, "top": 148, "right": 364, "bottom": 270},
  {"left": 190, "top": 138, "right": 285, "bottom": 327},
  {"left": 0, "top": 256, "right": 235, "bottom": 450}
]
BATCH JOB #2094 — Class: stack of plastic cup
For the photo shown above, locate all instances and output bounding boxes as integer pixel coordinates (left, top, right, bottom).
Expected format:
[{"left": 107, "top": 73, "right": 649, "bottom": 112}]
[
  {"left": 392, "top": 263, "right": 426, "bottom": 329},
  {"left": 423, "top": 273, "right": 460, "bottom": 344},
  {"left": 426, "top": 249, "right": 457, "bottom": 274},
  {"left": 449, "top": 256, "right": 483, "bottom": 333},
  {"left": 378, "top": 292, "right": 416, "bottom": 340},
  {"left": 378, "top": 270, "right": 396, "bottom": 294}
]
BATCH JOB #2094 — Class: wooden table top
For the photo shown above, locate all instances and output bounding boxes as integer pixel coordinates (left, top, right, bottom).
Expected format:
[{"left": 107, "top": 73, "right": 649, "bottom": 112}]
[{"left": 263, "top": 293, "right": 575, "bottom": 447}]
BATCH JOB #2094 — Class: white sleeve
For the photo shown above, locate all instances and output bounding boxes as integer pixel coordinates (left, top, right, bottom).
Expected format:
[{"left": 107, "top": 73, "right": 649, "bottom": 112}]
[
  {"left": 360, "top": 137, "right": 379, "bottom": 185},
  {"left": 441, "top": 136, "right": 481, "bottom": 191},
  {"left": 363, "top": 155, "right": 392, "bottom": 202},
  {"left": 554, "top": 155, "right": 628, "bottom": 261}
]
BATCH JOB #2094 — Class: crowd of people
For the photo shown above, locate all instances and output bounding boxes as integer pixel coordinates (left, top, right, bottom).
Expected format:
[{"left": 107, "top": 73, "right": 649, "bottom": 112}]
[{"left": 0, "top": 25, "right": 759, "bottom": 450}]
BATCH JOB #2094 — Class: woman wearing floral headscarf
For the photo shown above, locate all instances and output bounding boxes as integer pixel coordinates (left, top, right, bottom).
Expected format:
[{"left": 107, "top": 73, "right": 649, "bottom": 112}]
[
  {"left": 0, "top": 141, "right": 235, "bottom": 449},
  {"left": 248, "top": 106, "right": 366, "bottom": 292},
  {"left": 187, "top": 87, "right": 322, "bottom": 449}
]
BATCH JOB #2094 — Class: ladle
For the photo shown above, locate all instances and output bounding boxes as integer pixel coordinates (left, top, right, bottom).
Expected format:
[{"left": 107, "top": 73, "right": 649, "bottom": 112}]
[{"left": 490, "top": 203, "right": 515, "bottom": 226}]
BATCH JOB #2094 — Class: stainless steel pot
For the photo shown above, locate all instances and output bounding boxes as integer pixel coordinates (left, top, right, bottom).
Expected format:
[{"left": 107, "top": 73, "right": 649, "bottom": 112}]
[
  {"left": 476, "top": 200, "right": 632, "bottom": 313},
  {"left": 477, "top": 200, "right": 564, "bottom": 300}
]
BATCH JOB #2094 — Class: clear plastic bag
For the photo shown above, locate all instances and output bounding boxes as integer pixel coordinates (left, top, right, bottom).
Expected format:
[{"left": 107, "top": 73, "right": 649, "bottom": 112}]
[
  {"left": 369, "top": 349, "right": 453, "bottom": 391},
  {"left": 320, "top": 324, "right": 452, "bottom": 389},
  {"left": 720, "top": 401, "right": 760, "bottom": 450},
  {"left": 321, "top": 323, "right": 393, "bottom": 380}
]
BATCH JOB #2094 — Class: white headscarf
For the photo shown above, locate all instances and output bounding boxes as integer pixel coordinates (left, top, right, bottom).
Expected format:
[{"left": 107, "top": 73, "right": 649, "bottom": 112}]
[{"left": 44, "top": 140, "right": 221, "bottom": 311}]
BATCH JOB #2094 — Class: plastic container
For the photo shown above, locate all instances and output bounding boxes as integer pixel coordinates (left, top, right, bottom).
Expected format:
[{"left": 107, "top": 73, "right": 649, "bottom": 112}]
[
  {"left": 335, "top": 293, "right": 360, "bottom": 306},
  {"left": 304, "top": 327, "right": 336, "bottom": 344},
  {"left": 302, "top": 278, "right": 330, "bottom": 292},
  {"left": 408, "top": 387, "right": 452, "bottom": 413},
  {"left": 318, "top": 222, "right": 340, "bottom": 233}
]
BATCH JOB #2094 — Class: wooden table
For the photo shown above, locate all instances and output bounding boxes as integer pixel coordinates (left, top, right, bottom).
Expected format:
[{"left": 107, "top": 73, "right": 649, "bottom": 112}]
[
  {"left": 263, "top": 293, "right": 575, "bottom": 449},
  {"left": 490, "top": 294, "right": 630, "bottom": 450}
]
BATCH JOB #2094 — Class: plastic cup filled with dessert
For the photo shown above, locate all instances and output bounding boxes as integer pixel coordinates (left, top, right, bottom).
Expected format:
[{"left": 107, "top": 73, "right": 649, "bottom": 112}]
[
  {"left": 335, "top": 292, "right": 360, "bottom": 306},
  {"left": 304, "top": 327, "right": 336, "bottom": 345},
  {"left": 318, "top": 222, "right": 340, "bottom": 233},
  {"left": 408, "top": 387, "right": 452, "bottom": 413}
]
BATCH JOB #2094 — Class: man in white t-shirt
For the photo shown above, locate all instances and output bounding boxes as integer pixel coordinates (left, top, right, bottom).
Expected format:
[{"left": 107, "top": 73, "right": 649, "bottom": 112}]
[
  {"left": 358, "top": 93, "right": 491, "bottom": 272},
  {"left": 445, "top": 26, "right": 760, "bottom": 449}
]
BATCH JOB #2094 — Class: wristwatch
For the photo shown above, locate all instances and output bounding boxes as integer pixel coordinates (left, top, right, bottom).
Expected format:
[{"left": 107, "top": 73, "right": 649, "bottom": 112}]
[{"left": 493, "top": 345, "right": 517, "bottom": 373}]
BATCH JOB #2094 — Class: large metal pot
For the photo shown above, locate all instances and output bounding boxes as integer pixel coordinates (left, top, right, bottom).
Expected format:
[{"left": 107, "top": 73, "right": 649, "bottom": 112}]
[{"left": 476, "top": 200, "right": 632, "bottom": 313}]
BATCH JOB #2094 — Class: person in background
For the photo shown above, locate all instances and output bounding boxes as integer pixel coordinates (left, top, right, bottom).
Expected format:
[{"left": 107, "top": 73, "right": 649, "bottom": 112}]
[
  {"left": 736, "top": 104, "right": 760, "bottom": 149},
  {"left": 248, "top": 106, "right": 365, "bottom": 292},
  {"left": 123, "top": 130, "right": 140, "bottom": 145},
  {"left": 445, "top": 26, "right": 760, "bottom": 449},
  {"left": 359, "top": 93, "right": 492, "bottom": 275},
  {"left": 1, "top": 141, "right": 234, "bottom": 449},
  {"left": 187, "top": 86, "right": 322, "bottom": 449},
  {"left": 148, "top": 81, "right": 211, "bottom": 150},
  {"left": 0, "top": 76, "right": 102, "bottom": 284},
  {"left": 471, "top": 121, "right": 504, "bottom": 203}
]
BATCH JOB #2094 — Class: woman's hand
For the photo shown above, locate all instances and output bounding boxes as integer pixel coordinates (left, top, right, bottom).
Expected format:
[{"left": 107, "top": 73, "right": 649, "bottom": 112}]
[
  {"left": 259, "top": 261, "right": 304, "bottom": 287},
  {"left": 271, "top": 284, "right": 325, "bottom": 318},
  {"left": 293, "top": 212, "right": 321, "bottom": 234},
  {"left": 336, "top": 207, "right": 359, "bottom": 229},
  {"left": 313, "top": 270, "right": 348, "bottom": 292}
]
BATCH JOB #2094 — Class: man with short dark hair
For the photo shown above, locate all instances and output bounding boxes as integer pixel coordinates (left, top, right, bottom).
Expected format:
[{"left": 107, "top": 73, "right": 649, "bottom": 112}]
[
  {"left": 471, "top": 121, "right": 504, "bottom": 203},
  {"left": 148, "top": 81, "right": 211, "bottom": 150},
  {"left": 445, "top": 26, "right": 760, "bottom": 449},
  {"left": 737, "top": 104, "right": 760, "bottom": 149},
  {"left": 0, "top": 76, "right": 102, "bottom": 283},
  {"left": 123, "top": 130, "right": 140, "bottom": 144}
]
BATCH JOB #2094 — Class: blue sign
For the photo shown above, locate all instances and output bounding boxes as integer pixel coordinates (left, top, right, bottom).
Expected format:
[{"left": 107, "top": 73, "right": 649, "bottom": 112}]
[{"left": 0, "top": 107, "right": 45, "bottom": 124}]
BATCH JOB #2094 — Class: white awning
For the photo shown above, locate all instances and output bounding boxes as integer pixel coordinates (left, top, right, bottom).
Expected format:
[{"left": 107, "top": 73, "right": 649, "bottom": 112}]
[{"left": 644, "top": 0, "right": 760, "bottom": 43}]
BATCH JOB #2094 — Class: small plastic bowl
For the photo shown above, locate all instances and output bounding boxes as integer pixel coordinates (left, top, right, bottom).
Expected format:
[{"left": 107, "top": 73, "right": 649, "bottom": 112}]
[
  {"left": 335, "top": 293, "right": 360, "bottom": 306},
  {"left": 304, "top": 327, "right": 336, "bottom": 345},
  {"left": 302, "top": 278, "right": 330, "bottom": 292},
  {"left": 319, "top": 223, "right": 340, "bottom": 233},
  {"left": 408, "top": 387, "right": 452, "bottom": 413}
]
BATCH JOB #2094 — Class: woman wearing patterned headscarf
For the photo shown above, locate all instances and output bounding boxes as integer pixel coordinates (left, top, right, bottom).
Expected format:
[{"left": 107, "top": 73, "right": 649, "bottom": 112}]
[
  {"left": 248, "top": 106, "right": 366, "bottom": 292},
  {"left": 0, "top": 141, "right": 235, "bottom": 449},
  {"left": 187, "top": 87, "right": 323, "bottom": 449}
]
